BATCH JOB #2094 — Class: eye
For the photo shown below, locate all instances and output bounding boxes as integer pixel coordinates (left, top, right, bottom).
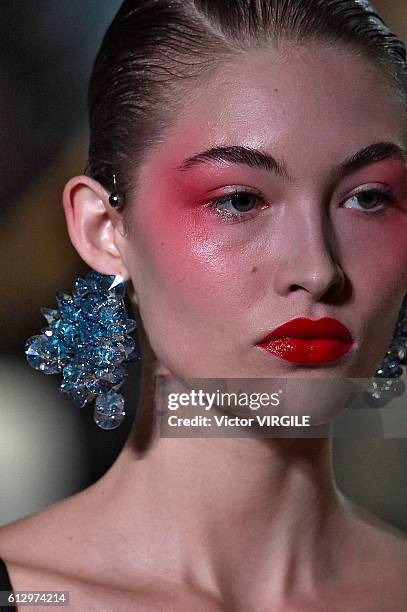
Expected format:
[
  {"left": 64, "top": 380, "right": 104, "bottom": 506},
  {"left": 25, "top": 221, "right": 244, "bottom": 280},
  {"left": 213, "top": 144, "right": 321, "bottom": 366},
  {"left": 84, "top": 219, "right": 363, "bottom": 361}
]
[
  {"left": 207, "top": 190, "right": 267, "bottom": 222},
  {"left": 343, "top": 187, "right": 395, "bottom": 214}
]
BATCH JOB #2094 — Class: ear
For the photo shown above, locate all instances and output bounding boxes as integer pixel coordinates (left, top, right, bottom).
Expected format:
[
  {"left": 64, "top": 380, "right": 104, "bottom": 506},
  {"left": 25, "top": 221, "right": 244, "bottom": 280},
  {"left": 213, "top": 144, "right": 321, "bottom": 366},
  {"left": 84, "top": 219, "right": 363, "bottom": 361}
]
[{"left": 62, "top": 175, "right": 130, "bottom": 279}]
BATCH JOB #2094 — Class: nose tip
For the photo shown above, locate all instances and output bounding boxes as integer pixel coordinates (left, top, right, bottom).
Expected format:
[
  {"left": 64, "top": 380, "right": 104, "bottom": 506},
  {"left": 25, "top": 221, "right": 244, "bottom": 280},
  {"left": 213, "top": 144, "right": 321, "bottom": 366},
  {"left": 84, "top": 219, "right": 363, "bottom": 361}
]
[
  {"left": 289, "top": 264, "right": 345, "bottom": 301},
  {"left": 274, "top": 246, "right": 346, "bottom": 301},
  {"left": 271, "top": 201, "right": 347, "bottom": 302}
]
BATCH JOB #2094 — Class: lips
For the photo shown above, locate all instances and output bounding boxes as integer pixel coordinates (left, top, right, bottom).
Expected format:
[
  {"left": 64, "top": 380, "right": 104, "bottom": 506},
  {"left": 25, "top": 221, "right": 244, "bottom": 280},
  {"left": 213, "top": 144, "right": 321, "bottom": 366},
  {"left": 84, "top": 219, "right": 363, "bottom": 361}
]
[{"left": 256, "top": 317, "right": 354, "bottom": 364}]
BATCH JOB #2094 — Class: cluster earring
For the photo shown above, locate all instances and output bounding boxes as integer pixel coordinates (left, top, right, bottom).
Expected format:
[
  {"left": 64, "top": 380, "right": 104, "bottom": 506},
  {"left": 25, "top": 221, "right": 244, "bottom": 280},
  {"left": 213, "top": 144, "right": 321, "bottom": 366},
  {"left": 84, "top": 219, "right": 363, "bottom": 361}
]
[
  {"left": 25, "top": 271, "right": 140, "bottom": 430},
  {"left": 364, "top": 293, "right": 407, "bottom": 406}
]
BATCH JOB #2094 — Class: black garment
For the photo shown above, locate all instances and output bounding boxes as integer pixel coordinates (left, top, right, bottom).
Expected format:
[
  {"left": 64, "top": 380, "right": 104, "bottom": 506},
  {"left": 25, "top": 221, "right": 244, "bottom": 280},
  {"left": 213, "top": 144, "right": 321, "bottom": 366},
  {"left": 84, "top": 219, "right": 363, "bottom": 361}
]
[{"left": 0, "top": 558, "right": 17, "bottom": 611}]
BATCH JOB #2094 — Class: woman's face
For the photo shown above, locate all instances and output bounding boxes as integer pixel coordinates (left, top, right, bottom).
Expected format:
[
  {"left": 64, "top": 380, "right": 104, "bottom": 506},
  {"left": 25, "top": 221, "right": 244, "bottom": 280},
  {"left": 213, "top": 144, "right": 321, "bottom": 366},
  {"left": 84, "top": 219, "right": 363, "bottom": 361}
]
[{"left": 121, "top": 43, "right": 407, "bottom": 381}]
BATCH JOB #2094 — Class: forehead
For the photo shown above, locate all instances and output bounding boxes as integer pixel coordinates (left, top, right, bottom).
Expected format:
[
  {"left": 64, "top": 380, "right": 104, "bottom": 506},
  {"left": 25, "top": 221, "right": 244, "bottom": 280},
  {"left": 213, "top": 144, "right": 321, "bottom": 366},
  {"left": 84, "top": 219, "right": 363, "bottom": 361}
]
[{"left": 145, "top": 43, "right": 404, "bottom": 175}]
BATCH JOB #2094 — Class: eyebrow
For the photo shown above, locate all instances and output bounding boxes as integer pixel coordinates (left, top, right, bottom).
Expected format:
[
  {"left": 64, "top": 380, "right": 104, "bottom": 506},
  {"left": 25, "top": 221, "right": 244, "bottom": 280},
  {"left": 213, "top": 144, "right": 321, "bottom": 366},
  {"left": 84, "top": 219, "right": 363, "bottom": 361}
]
[
  {"left": 336, "top": 142, "right": 407, "bottom": 180},
  {"left": 176, "top": 145, "right": 289, "bottom": 178},
  {"left": 176, "top": 142, "right": 407, "bottom": 179}
]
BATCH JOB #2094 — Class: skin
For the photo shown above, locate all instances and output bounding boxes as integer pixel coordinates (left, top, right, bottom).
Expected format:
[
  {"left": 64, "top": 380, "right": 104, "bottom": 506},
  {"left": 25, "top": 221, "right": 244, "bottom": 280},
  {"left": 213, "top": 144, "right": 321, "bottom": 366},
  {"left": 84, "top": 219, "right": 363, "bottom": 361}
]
[{"left": 1, "top": 42, "right": 407, "bottom": 611}]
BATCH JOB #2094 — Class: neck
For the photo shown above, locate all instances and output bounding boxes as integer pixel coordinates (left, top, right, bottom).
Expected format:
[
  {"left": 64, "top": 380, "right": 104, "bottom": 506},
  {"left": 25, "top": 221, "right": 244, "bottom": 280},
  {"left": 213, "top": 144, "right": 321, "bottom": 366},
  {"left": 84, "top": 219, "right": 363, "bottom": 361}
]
[{"left": 86, "top": 367, "right": 347, "bottom": 606}]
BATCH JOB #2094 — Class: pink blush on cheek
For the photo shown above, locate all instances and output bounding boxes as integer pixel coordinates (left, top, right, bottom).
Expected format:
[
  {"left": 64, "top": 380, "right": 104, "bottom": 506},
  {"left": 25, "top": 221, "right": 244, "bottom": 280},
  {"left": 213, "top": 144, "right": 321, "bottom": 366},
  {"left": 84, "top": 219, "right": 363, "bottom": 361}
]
[
  {"left": 390, "top": 220, "right": 407, "bottom": 283},
  {"left": 338, "top": 212, "right": 407, "bottom": 303},
  {"left": 134, "top": 197, "right": 268, "bottom": 321},
  {"left": 339, "top": 159, "right": 407, "bottom": 274}
]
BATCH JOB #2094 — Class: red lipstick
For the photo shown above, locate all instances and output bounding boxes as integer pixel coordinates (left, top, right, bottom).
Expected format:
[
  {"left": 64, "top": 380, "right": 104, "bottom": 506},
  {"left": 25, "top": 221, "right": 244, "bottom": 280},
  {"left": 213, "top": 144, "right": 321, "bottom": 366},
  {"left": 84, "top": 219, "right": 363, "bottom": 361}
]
[{"left": 256, "top": 317, "right": 354, "bottom": 364}]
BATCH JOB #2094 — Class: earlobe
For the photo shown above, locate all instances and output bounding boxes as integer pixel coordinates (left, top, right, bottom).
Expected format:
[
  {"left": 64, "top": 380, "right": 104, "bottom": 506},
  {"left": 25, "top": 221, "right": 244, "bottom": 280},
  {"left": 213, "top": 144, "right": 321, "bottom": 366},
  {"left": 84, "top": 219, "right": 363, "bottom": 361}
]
[{"left": 62, "top": 175, "right": 129, "bottom": 278}]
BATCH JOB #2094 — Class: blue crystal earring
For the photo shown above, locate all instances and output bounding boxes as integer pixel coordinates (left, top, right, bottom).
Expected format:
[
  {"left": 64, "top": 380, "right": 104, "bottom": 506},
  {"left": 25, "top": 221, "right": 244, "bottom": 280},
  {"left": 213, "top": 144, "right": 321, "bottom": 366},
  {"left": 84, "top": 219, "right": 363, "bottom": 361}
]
[
  {"left": 25, "top": 271, "right": 140, "bottom": 429},
  {"left": 364, "top": 293, "right": 407, "bottom": 406}
]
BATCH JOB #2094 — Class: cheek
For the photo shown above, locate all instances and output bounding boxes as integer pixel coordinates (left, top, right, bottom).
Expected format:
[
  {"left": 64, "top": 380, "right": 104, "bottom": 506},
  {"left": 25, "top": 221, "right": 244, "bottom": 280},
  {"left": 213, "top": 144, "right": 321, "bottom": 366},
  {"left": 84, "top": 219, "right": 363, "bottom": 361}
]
[
  {"left": 337, "top": 210, "right": 407, "bottom": 301},
  {"left": 134, "top": 207, "right": 268, "bottom": 318},
  {"left": 129, "top": 206, "right": 268, "bottom": 348}
]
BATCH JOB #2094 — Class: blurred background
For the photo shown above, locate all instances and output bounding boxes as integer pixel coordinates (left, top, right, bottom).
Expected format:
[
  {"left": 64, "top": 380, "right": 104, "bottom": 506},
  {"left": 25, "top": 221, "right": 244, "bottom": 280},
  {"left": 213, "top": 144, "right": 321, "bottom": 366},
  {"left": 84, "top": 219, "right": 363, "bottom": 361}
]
[{"left": 1, "top": 0, "right": 407, "bottom": 532}]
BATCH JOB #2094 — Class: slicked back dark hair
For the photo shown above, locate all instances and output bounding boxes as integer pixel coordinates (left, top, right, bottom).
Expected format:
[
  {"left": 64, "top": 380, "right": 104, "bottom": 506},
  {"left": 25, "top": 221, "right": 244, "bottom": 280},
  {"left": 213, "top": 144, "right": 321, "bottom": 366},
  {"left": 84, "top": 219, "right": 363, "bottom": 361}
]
[{"left": 87, "top": 0, "right": 407, "bottom": 206}]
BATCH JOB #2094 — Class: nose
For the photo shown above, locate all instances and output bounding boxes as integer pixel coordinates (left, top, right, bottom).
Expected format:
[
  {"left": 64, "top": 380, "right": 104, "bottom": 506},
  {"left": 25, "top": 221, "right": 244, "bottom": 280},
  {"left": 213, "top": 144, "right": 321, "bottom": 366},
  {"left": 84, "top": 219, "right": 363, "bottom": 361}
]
[{"left": 272, "top": 206, "right": 345, "bottom": 302}]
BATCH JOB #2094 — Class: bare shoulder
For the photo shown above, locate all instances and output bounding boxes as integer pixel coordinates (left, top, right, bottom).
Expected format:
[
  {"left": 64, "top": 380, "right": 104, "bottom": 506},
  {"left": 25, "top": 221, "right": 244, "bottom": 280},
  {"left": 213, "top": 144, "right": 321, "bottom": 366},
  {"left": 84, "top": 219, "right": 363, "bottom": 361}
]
[
  {"left": 0, "top": 499, "right": 226, "bottom": 612},
  {"left": 0, "top": 560, "right": 225, "bottom": 612},
  {"left": 0, "top": 490, "right": 85, "bottom": 567},
  {"left": 0, "top": 489, "right": 100, "bottom": 598},
  {"left": 344, "top": 500, "right": 407, "bottom": 584}
]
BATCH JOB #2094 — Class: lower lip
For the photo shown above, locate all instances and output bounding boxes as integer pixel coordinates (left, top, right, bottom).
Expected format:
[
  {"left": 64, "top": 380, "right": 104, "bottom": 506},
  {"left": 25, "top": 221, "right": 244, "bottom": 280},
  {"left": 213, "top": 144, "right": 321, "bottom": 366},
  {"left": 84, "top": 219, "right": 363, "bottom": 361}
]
[{"left": 257, "top": 338, "right": 353, "bottom": 364}]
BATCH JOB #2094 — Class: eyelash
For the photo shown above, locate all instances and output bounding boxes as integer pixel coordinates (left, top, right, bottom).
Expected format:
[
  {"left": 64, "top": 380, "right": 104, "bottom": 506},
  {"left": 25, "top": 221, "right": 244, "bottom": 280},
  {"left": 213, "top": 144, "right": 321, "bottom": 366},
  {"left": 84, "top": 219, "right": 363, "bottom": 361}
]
[
  {"left": 206, "top": 189, "right": 267, "bottom": 223},
  {"left": 206, "top": 187, "right": 396, "bottom": 223},
  {"left": 342, "top": 187, "right": 395, "bottom": 218}
]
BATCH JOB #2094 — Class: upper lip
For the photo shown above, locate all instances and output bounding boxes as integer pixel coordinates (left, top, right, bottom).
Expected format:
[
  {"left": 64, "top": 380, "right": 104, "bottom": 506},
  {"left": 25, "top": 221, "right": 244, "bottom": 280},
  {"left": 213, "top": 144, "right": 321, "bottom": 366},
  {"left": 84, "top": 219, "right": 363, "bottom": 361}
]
[{"left": 257, "top": 317, "right": 353, "bottom": 343}]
